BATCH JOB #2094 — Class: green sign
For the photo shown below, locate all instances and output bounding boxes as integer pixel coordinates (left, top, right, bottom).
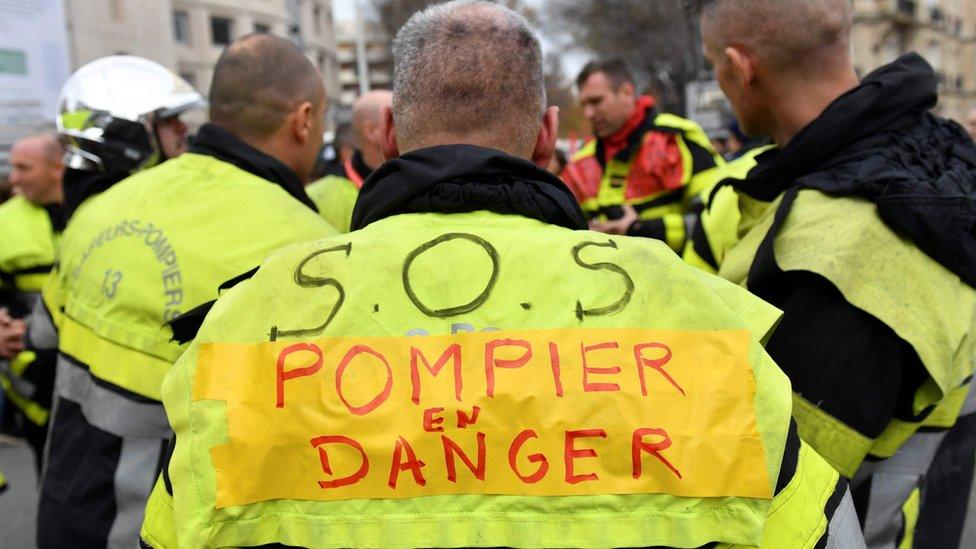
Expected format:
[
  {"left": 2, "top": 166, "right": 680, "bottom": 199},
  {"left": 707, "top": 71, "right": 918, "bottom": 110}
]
[{"left": 0, "top": 49, "right": 27, "bottom": 75}]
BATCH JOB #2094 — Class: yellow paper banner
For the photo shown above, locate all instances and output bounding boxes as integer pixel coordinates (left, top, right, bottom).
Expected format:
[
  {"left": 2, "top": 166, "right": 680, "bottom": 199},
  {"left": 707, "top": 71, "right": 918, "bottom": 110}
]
[{"left": 194, "top": 327, "right": 771, "bottom": 508}]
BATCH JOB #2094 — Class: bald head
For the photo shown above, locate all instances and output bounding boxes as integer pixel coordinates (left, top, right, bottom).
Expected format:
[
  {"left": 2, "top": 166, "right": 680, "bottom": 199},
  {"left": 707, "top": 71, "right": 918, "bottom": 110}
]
[
  {"left": 391, "top": 0, "right": 546, "bottom": 155},
  {"left": 700, "top": 0, "right": 852, "bottom": 72},
  {"left": 209, "top": 33, "right": 325, "bottom": 140},
  {"left": 353, "top": 90, "right": 393, "bottom": 132},
  {"left": 9, "top": 134, "right": 64, "bottom": 205},
  {"left": 352, "top": 90, "right": 392, "bottom": 168}
]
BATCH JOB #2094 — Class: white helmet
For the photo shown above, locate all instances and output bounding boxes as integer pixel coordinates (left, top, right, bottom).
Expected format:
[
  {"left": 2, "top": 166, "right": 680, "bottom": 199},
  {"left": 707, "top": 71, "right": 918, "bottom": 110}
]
[{"left": 57, "top": 56, "right": 205, "bottom": 173}]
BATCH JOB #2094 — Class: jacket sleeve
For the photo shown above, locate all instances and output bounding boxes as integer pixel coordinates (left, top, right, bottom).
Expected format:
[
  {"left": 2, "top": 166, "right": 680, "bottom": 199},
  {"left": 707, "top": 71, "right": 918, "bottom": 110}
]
[
  {"left": 763, "top": 270, "right": 927, "bottom": 446},
  {"left": 760, "top": 421, "right": 866, "bottom": 548}
]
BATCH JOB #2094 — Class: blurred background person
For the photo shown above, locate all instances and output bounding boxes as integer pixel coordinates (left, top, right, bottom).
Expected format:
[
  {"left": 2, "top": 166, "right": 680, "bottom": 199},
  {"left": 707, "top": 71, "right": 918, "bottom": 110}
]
[
  {"left": 307, "top": 89, "right": 392, "bottom": 233},
  {"left": 561, "top": 58, "right": 724, "bottom": 252},
  {"left": 547, "top": 146, "right": 567, "bottom": 176},
  {"left": 0, "top": 134, "right": 64, "bottom": 473}
]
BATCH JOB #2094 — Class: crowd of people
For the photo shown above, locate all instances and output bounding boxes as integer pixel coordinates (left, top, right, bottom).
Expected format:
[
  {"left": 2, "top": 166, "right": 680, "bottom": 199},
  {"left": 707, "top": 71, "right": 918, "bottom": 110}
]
[{"left": 0, "top": 0, "right": 975, "bottom": 547}]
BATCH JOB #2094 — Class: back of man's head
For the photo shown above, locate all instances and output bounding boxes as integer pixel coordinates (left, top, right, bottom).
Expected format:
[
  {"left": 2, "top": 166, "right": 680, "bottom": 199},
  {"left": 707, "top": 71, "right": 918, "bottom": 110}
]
[
  {"left": 209, "top": 34, "right": 324, "bottom": 141},
  {"left": 699, "top": 0, "right": 852, "bottom": 73},
  {"left": 352, "top": 89, "right": 393, "bottom": 168},
  {"left": 391, "top": 0, "right": 546, "bottom": 156}
]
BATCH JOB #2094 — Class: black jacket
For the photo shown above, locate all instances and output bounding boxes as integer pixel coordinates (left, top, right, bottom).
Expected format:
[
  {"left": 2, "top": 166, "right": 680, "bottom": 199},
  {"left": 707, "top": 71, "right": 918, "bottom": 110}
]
[{"left": 733, "top": 54, "right": 976, "bottom": 477}]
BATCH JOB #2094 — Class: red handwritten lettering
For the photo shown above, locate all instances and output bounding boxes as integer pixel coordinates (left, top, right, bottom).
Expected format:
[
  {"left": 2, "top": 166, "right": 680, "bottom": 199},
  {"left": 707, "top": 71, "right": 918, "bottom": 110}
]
[
  {"left": 484, "top": 339, "right": 533, "bottom": 397},
  {"left": 442, "top": 432, "right": 487, "bottom": 482},
  {"left": 423, "top": 407, "right": 445, "bottom": 432},
  {"left": 564, "top": 429, "right": 607, "bottom": 484},
  {"left": 548, "top": 342, "right": 564, "bottom": 397},
  {"left": 309, "top": 435, "right": 369, "bottom": 489},
  {"left": 276, "top": 343, "right": 323, "bottom": 408},
  {"left": 634, "top": 343, "right": 684, "bottom": 396},
  {"left": 631, "top": 428, "right": 682, "bottom": 479},
  {"left": 508, "top": 429, "right": 549, "bottom": 484},
  {"left": 410, "top": 344, "right": 462, "bottom": 405},
  {"left": 335, "top": 345, "right": 394, "bottom": 416},
  {"left": 456, "top": 406, "right": 481, "bottom": 429},
  {"left": 388, "top": 436, "right": 427, "bottom": 489},
  {"left": 580, "top": 342, "right": 622, "bottom": 392}
]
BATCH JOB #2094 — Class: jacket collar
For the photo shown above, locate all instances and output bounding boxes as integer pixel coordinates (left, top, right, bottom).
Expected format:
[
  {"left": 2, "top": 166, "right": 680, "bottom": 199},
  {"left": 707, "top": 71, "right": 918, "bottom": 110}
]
[
  {"left": 189, "top": 123, "right": 318, "bottom": 212},
  {"left": 735, "top": 53, "right": 938, "bottom": 201},
  {"left": 351, "top": 144, "right": 587, "bottom": 231}
]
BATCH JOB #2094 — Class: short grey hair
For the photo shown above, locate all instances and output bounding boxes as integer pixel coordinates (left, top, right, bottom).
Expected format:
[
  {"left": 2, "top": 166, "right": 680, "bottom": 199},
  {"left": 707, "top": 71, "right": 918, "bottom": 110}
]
[{"left": 392, "top": 0, "right": 546, "bottom": 153}]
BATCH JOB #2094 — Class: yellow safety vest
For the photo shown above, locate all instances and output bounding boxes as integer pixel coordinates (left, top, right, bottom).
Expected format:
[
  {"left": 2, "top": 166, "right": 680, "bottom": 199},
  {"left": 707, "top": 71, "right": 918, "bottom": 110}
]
[
  {"left": 306, "top": 175, "right": 359, "bottom": 233},
  {"left": 0, "top": 195, "right": 57, "bottom": 294},
  {"left": 0, "top": 195, "right": 59, "bottom": 425},
  {"left": 720, "top": 189, "right": 976, "bottom": 477},
  {"left": 54, "top": 152, "right": 337, "bottom": 401},
  {"left": 143, "top": 210, "right": 845, "bottom": 549},
  {"left": 684, "top": 146, "right": 775, "bottom": 274}
]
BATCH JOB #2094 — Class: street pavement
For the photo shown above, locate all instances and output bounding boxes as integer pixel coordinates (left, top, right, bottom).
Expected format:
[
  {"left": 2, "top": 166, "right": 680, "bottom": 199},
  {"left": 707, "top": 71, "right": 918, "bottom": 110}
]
[{"left": 0, "top": 438, "right": 37, "bottom": 548}]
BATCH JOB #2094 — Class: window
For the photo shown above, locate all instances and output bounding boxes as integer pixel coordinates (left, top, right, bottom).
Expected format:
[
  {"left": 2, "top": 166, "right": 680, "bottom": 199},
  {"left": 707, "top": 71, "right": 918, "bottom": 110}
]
[
  {"left": 254, "top": 22, "right": 271, "bottom": 34},
  {"left": 173, "top": 11, "right": 190, "bottom": 44},
  {"left": 313, "top": 5, "right": 322, "bottom": 35},
  {"left": 211, "top": 16, "right": 233, "bottom": 46}
]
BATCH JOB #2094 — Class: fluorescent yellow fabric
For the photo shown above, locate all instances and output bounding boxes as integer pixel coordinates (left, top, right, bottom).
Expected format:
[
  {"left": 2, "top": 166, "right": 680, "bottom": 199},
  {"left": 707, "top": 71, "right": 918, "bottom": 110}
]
[
  {"left": 898, "top": 488, "right": 921, "bottom": 549},
  {"left": 142, "top": 210, "right": 846, "bottom": 548},
  {"left": 751, "top": 442, "right": 841, "bottom": 549},
  {"left": 720, "top": 189, "right": 976, "bottom": 476},
  {"left": 306, "top": 175, "right": 358, "bottom": 233},
  {"left": 0, "top": 350, "right": 49, "bottom": 425},
  {"left": 0, "top": 196, "right": 57, "bottom": 291},
  {"left": 683, "top": 146, "right": 774, "bottom": 274},
  {"left": 54, "top": 152, "right": 336, "bottom": 399}
]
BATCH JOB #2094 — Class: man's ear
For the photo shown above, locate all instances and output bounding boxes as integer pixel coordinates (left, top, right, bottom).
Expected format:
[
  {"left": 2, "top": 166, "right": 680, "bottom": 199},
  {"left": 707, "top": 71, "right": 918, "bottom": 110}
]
[
  {"left": 380, "top": 105, "right": 400, "bottom": 160},
  {"left": 619, "top": 81, "right": 636, "bottom": 100},
  {"left": 293, "top": 101, "right": 314, "bottom": 144},
  {"left": 726, "top": 46, "right": 756, "bottom": 90},
  {"left": 531, "top": 106, "right": 560, "bottom": 169}
]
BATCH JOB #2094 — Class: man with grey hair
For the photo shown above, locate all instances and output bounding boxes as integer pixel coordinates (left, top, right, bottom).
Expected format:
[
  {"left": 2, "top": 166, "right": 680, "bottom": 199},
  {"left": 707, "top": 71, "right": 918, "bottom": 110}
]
[
  {"left": 140, "top": 2, "right": 861, "bottom": 547},
  {"left": 694, "top": 1, "right": 976, "bottom": 547}
]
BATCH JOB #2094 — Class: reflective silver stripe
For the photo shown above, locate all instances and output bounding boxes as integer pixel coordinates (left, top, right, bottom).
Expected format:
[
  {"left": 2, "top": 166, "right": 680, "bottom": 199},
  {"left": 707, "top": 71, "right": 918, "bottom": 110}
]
[
  {"left": 827, "top": 488, "right": 867, "bottom": 549},
  {"left": 861, "top": 430, "right": 948, "bottom": 549},
  {"left": 54, "top": 355, "right": 170, "bottom": 438},
  {"left": 960, "top": 382, "right": 976, "bottom": 416},
  {"left": 106, "top": 436, "right": 166, "bottom": 549},
  {"left": 25, "top": 295, "right": 58, "bottom": 351}
]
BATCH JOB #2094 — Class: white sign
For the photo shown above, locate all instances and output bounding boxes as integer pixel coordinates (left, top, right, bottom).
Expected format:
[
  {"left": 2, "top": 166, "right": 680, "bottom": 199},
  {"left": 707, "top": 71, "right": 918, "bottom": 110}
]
[{"left": 0, "top": 0, "right": 71, "bottom": 153}]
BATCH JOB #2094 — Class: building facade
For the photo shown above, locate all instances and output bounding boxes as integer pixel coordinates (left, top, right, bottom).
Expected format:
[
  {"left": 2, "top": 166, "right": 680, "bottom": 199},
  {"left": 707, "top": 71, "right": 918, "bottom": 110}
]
[
  {"left": 62, "top": 0, "right": 339, "bottom": 116},
  {"left": 852, "top": 0, "right": 976, "bottom": 122},
  {"left": 334, "top": 18, "right": 392, "bottom": 122}
]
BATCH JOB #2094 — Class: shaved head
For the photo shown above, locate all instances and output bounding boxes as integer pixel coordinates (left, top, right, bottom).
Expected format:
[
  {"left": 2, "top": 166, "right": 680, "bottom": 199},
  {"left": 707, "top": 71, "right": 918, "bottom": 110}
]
[
  {"left": 700, "top": 0, "right": 852, "bottom": 72},
  {"left": 209, "top": 33, "right": 325, "bottom": 140},
  {"left": 391, "top": 0, "right": 546, "bottom": 155},
  {"left": 13, "top": 134, "right": 63, "bottom": 162},
  {"left": 352, "top": 90, "right": 393, "bottom": 133},
  {"left": 352, "top": 90, "right": 393, "bottom": 169}
]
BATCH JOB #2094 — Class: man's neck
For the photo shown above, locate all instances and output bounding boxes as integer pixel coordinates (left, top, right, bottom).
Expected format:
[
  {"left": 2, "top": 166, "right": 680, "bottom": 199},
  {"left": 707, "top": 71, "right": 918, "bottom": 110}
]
[
  {"left": 361, "top": 146, "right": 384, "bottom": 170},
  {"left": 770, "top": 68, "right": 860, "bottom": 147}
]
